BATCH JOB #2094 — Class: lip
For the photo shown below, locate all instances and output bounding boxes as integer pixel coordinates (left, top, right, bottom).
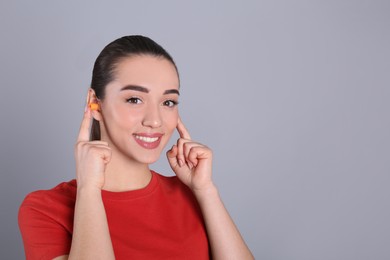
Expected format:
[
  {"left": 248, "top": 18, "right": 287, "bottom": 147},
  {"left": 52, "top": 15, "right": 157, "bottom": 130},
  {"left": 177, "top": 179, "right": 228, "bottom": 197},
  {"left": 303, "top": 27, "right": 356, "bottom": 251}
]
[{"left": 133, "top": 133, "right": 164, "bottom": 149}]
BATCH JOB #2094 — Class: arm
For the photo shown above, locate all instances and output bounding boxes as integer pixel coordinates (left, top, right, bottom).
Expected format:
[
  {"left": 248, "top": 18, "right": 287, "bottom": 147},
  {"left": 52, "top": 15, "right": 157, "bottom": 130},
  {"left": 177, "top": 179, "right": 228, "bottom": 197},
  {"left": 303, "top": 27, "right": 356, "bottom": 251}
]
[
  {"left": 66, "top": 95, "right": 115, "bottom": 259},
  {"left": 193, "top": 186, "right": 254, "bottom": 259},
  {"left": 167, "top": 118, "right": 254, "bottom": 259},
  {"left": 67, "top": 187, "right": 114, "bottom": 259},
  {"left": 53, "top": 188, "right": 114, "bottom": 260}
]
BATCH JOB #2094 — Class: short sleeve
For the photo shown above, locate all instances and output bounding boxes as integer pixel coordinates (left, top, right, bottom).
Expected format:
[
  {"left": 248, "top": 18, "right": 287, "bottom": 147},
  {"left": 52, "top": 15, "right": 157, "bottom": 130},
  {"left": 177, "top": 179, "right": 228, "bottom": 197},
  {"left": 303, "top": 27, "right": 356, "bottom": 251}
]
[{"left": 18, "top": 190, "right": 74, "bottom": 260}]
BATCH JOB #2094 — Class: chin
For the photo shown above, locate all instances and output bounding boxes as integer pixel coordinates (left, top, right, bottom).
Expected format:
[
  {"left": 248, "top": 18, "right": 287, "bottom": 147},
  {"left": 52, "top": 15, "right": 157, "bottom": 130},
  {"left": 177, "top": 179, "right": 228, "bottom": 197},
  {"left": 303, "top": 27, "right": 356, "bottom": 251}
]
[
  {"left": 138, "top": 157, "right": 160, "bottom": 165},
  {"left": 133, "top": 151, "right": 162, "bottom": 165}
]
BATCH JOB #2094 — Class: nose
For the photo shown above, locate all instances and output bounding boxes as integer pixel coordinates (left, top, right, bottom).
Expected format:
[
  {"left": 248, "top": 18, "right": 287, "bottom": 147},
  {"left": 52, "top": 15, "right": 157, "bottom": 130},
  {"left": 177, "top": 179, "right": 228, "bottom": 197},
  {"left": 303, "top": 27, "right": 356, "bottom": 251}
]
[{"left": 142, "top": 104, "right": 162, "bottom": 128}]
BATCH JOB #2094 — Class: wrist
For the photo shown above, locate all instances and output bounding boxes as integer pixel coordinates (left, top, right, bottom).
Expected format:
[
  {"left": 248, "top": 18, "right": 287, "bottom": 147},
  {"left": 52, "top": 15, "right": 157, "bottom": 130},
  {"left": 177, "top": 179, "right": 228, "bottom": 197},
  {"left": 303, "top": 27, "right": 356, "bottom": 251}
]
[
  {"left": 192, "top": 183, "right": 219, "bottom": 201},
  {"left": 76, "top": 184, "right": 102, "bottom": 196}
]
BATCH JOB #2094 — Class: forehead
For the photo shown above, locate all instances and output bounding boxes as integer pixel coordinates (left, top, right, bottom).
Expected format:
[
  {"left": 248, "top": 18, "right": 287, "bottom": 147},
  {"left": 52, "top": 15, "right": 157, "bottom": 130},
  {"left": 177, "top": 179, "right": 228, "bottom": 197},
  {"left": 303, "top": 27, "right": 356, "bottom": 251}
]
[{"left": 112, "top": 55, "right": 179, "bottom": 90}]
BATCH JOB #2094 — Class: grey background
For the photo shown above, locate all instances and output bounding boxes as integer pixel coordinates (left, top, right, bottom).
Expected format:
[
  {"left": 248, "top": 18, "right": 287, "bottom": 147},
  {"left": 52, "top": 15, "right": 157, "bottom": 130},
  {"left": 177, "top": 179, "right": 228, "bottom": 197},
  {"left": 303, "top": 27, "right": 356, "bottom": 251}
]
[{"left": 1, "top": 0, "right": 389, "bottom": 259}]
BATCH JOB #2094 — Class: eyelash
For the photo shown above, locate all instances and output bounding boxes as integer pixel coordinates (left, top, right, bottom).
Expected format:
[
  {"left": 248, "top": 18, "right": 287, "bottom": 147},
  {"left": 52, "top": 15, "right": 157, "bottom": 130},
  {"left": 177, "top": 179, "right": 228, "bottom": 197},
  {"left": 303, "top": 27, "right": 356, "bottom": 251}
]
[
  {"left": 126, "top": 97, "right": 179, "bottom": 107},
  {"left": 126, "top": 97, "right": 142, "bottom": 104},
  {"left": 163, "top": 100, "right": 179, "bottom": 107}
]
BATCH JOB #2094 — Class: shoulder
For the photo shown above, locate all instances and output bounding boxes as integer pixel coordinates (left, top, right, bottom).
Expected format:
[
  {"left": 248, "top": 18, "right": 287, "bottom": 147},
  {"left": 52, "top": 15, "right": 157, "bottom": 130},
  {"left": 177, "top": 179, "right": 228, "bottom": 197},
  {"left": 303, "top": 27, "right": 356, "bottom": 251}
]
[
  {"left": 19, "top": 180, "right": 77, "bottom": 223},
  {"left": 19, "top": 181, "right": 76, "bottom": 259},
  {"left": 152, "top": 171, "right": 197, "bottom": 201},
  {"left": 153, "top": 171, "right": 186, "bottom": 190},
  {"left": 21, "top": 180, "right": 76, "bottom": 207},
  {"left": 151, "top": 171, "right": 204, "bottom": 223}
]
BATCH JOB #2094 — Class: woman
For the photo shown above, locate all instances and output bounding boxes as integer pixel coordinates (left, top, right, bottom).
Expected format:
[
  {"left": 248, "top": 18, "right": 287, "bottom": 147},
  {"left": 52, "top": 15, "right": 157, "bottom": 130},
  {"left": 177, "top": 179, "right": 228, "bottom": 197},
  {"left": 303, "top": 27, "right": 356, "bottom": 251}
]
[{"left": 19, "top": 35, "right": 254, "bottom": 259}]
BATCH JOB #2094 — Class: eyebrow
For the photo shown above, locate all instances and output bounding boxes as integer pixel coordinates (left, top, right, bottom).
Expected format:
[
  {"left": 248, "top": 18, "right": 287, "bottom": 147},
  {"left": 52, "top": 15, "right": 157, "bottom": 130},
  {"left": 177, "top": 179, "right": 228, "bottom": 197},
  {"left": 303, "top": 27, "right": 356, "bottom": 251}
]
[
  {"left": 120, "top": 85, "right": 180, "bottom": 95},
  {"left": 164, "top": 89, "right": 180, "bottom": 95}
]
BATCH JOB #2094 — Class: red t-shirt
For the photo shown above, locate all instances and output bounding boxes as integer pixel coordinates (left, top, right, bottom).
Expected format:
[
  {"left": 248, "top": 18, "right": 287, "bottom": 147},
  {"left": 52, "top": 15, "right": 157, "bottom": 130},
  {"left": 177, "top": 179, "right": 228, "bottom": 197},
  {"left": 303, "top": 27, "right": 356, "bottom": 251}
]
[{"left": 19, "top": 171, "right": 210, "bottom": 259}]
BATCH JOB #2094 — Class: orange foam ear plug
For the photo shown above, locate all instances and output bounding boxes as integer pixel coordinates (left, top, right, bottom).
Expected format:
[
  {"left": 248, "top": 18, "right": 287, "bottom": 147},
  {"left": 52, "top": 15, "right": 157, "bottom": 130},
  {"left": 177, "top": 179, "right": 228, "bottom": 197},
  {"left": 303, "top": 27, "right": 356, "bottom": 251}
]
[{"left": 89, "top": 103, "right": 99, "bottom": 111}]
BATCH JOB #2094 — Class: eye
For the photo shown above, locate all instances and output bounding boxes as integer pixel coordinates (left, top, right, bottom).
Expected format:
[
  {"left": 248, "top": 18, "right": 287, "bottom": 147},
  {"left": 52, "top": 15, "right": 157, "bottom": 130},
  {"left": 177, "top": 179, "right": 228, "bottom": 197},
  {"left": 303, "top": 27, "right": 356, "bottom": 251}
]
[
  {"left": 163, "top": 100, "right": 178, "bottom": 107},
  {"left": 126, "top": 97, "right": 142, "bottom": 104}
]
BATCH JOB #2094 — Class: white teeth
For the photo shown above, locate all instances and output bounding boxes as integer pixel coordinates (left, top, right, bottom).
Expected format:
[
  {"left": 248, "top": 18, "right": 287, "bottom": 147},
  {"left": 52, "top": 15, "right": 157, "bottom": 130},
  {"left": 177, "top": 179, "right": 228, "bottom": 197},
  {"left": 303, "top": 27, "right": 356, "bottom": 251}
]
[{"left": 135, "top": 135, "right": 159, "bottom": 143}]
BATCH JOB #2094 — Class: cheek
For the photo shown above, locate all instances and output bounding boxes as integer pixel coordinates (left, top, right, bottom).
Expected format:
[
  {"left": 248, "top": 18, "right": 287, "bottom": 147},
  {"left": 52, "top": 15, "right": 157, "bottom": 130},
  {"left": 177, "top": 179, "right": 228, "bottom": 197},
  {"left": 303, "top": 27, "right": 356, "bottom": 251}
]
[
  {"left": 163, "top": 110, "right": 178, "bottom": 133},
  {"left": 104, "top": 105, "right": 141, "bottom": 129}
]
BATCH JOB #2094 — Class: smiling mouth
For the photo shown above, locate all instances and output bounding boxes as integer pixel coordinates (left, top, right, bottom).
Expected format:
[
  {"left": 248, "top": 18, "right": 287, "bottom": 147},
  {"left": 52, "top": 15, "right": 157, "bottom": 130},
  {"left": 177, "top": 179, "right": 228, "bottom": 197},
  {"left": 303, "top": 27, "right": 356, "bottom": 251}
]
[
  {"left": 133, "top": 133, "right": 163, "bottom": 149},
  {"left": 134, "top": 135, "right": 159, "bottom": 143}
]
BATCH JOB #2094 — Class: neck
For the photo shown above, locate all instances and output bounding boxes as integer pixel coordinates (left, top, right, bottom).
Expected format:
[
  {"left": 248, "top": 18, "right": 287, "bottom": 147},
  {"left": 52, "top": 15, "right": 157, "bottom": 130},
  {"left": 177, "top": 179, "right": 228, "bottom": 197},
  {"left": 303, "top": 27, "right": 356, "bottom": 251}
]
[{"left": 102, "top": 149, "right": 152, "bottom": 192}]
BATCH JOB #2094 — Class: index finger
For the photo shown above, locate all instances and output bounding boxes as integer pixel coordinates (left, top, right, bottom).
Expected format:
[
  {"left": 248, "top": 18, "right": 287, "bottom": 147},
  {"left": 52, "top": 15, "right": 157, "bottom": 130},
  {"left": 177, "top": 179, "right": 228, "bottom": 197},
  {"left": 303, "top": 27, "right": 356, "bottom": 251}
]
[
  {"left": 177, "top": 116, "right": 191, "bottom": 140},
  {"left": 77, "top": 107, "right": 92, "bottom": 142}
]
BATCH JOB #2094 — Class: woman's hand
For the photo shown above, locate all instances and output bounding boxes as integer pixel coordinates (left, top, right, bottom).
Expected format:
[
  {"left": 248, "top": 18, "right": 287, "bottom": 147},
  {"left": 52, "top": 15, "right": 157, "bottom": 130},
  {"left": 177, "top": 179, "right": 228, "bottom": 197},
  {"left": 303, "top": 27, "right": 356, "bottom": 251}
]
[
  {"left": 168, "top": 118, "right": 254, "bottom": 259},
  {"left": 167, "top": 117, "right": 214, "bottom": 192},
  {"left": 74, "top": 99, "right": 111, "bottom": 191}
]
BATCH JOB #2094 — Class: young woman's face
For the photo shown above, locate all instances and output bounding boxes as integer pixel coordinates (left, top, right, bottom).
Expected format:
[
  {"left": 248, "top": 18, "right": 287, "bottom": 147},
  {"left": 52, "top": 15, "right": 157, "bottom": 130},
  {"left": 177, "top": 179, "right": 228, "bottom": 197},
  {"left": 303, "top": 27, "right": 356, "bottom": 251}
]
[{"left": 98, "top": 55, "right": 180, "bottom": 164}]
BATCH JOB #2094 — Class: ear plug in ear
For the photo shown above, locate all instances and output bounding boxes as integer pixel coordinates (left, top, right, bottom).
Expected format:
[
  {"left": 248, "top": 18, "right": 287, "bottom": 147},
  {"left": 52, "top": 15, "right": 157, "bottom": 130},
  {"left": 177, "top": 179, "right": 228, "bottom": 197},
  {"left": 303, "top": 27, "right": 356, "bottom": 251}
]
[{"left": 89, "top": 103, "right": 99, "bottom": 111}]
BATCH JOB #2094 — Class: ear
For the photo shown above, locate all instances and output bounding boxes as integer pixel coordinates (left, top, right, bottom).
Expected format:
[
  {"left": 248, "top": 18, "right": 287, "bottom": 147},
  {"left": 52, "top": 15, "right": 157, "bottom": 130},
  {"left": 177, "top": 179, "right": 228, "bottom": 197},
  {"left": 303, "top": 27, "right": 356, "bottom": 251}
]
[{"left": 87, "top": 88, "right": 103, "bottom": 121}]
